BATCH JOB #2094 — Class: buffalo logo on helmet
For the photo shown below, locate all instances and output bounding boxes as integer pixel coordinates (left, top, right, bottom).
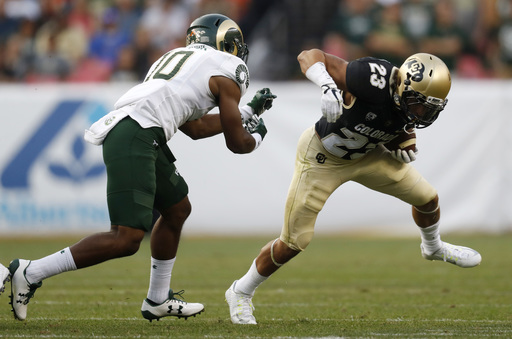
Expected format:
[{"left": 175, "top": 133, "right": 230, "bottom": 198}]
[{"left": 404, "top": 58, "right": 426, "bottom": 82}]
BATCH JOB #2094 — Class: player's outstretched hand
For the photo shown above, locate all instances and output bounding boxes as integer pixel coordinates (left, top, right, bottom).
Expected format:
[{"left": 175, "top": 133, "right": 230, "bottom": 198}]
[
  {"left": 248, "top": 88, "right": 277, "bottom": 116},
  {"left": 320, "top": 84, "right": 342, "bottom": 123}
]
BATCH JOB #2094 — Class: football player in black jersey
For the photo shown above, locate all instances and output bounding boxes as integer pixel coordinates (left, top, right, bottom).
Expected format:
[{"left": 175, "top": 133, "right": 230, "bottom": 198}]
[{"left": 225, "top": 49, "right": 482, "bottom": 325}]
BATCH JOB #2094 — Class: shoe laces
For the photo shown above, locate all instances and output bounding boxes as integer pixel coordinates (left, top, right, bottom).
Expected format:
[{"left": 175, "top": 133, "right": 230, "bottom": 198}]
[
  {"left": 236, "top": 293, "right": 255, "bottom": 313},
  {"left": 19, "top": 283, "right": 41, "bottom": 305},
  {"left": 441, "top": 243, "right": 469, "bottom": 261},
  {"left": 169, "top": 289, "right": 187, "bottom": 304}
]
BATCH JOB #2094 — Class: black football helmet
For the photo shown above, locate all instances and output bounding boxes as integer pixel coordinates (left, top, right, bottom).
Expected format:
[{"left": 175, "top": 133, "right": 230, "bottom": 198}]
[
  {"left": 186, "top": 13, "right": 249, "bottom": 63},
  {"left": 394, "top": 53, "right": 451, "bottom": 129}
]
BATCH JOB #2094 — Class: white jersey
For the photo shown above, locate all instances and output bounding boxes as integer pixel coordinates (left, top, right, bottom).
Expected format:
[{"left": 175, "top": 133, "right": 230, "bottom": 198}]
[{"left": 84, "top": 44, "right": 250, "bottom": 145}]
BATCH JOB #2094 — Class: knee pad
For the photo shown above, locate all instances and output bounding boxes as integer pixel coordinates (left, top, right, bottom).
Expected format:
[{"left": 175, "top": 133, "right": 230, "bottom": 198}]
[{"left": 281, "top": 230, "right": 314, "bottom": 252}]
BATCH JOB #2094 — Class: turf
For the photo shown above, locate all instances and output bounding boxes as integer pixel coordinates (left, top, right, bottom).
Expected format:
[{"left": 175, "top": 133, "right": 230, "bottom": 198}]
[{"left": 0, "top": 233, "right": 510, "bottom": 338}]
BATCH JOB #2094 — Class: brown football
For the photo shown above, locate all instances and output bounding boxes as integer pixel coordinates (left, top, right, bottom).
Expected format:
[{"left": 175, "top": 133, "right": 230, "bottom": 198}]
[{"left": 384, "top": 130, "right": 417, "bottom": 153}]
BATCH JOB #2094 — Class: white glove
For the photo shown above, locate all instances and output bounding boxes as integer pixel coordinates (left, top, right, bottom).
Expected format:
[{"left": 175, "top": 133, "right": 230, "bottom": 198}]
[
  {"left": 320, "top": 84, "right": 343, "bottom": 123},
  {"left": 390, "top": 149, "right": 417, "bottom": 163}
]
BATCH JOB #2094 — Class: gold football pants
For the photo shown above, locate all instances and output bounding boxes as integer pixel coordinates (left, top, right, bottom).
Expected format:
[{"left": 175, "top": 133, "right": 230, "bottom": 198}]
[{"left": 280, "top": 126, "right": 437, "bottom": 251}]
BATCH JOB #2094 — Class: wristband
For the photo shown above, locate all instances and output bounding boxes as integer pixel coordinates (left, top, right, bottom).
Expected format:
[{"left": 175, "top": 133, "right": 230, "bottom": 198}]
[
  {"left": 305, "top": 62, "right": 336, "bottom": 88},
  {"left": 239, "top": 104, "right": 253, "bottom": 122},
  {"left": 251, "top": 132, "right": 262, "bottom": 151}
]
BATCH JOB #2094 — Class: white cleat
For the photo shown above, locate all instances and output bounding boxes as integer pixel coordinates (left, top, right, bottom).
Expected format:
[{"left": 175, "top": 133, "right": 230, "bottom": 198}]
[
  {"left": 421, "top": 242, "right": 482, "bottom": 268},
  {"left": 0, "top": 264, "right": 11, "bottom": 296},
  {"left": 141, "top": 289, "right": 204, "bottom": 322},
  {"left": 225, "top": 281, "right": 257, "bottom": 325},
  {"left": 9, "top": 259, "right": 42, "bottom": 320}
]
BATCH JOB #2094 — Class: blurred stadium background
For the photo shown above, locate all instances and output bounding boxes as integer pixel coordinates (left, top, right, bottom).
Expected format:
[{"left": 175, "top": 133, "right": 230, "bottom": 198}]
[{"left": 1, "top": 0, "right": 512, "bottom": 237}]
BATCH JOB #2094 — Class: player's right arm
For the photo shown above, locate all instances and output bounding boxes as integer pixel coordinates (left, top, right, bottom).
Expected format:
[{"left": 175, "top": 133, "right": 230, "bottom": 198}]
[
  {"left": 297, "top": 49, "right": 349, "bottom": 91},
  {"left": 297, "top": 49, "right": 350, "bottom": 123}
]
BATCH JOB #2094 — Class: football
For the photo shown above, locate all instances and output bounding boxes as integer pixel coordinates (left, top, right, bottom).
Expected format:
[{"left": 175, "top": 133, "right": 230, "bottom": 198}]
[{"left": 384, "top": 130, "right": 418, "bottom": 153}]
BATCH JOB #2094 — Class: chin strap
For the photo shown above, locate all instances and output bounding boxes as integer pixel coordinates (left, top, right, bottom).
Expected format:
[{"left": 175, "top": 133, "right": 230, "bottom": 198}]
[
  {"left": 403, "top": 123, "right": 416, "bottom": 133},
  {"left": 270, "top": 239, "right": 283, "bottom": 267}
]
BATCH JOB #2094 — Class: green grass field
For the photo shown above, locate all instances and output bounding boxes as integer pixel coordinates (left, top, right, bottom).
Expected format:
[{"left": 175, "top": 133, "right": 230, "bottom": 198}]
[{"left": 0, "top": 233, "right": 510, "bottom": 338}]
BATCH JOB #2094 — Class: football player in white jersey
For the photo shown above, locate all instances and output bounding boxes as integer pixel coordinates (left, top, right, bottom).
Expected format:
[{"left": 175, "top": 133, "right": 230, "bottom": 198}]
[
  {"left": 225, "top": 49, "right": 481, "bottom": 324},
  {"left": 7, "top": 13, "right": 276, "bottom": 322}
]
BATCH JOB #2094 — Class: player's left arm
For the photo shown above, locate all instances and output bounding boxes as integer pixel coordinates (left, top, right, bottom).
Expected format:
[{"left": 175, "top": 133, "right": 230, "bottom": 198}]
[
  {"left": 385, "top": 129, "right": 418, "bottom": 163},
  {"left": 210, "top": 75, "right": 264, "bottom": 154}
]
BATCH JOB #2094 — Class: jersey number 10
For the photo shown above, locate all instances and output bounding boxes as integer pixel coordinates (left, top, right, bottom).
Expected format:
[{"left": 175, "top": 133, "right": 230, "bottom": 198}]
[{"left": 145, "top": 51, "right": 194, "bottom": 82}]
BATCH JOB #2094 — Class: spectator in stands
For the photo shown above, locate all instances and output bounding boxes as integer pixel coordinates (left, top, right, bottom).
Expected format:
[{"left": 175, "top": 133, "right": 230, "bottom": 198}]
[
  {"left": 110, "top": 45, "right": 138, "bottom": 82},
  {"left": 131, "top": 26, "right": 156, "bottom": 81},
  {"left": 0, "top": 33, "right": 29, "bottom": 81},
  {"left": 88, "top": 7, "right": 131, "bottom": 68},
  {"left": 32, "top": 11, "right": 88, "bottom": 79},
  {"left": 482, "top": 0, "right": 512, "bottom": 78},
  {"left": 139, "top": 0, "right": 190, "bottom": 53},
  {"left": 14, "top": 18, "right": 36, "bottom": 63},
  {"left": 401, "top": 0, "right": 433, "bottom": 42},
  {"left": 364, "top": 1, "right": 414, "bottom": 67},
  {"left": 67, "top": 0, "right": 95, "bottom": 38},
  {"left": 417, "top": 0, "right": 470, "bottom": 72},
  {"left": 114, "top": 0, "right": 142, "bottom": 37},
  {"left": 0, "top": 13, "right": 36, "bottom": 81},
  {"left": 322, "top": 0, "right": 377, "bottom": 61},
  {"left": 30, "top": 31, "right": 71, "bottom": 81},
  {"left": 0, "top": 0, "right": 22, "bottom": 45}
]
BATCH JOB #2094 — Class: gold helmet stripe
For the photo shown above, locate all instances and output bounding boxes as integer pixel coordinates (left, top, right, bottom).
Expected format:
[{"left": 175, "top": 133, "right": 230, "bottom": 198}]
[{"left": 216, "top": 19, "right": 243, "bottom": 55}]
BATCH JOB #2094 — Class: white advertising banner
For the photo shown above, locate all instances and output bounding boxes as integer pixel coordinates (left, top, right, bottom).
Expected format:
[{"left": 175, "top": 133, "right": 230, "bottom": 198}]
[{"left": 0, "top": 80, "right": 511, "bottom": 236}]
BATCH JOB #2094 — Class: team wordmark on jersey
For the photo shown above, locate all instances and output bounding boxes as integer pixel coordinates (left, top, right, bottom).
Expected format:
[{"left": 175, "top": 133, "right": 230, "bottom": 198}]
[{"left": 353, "top": 124, "right": 396, "bottom": 142}]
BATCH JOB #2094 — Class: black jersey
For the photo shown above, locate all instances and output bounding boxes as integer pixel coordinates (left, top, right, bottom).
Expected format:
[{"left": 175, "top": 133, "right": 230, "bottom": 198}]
[{"left": 315, "top": 57, "right": 407, "bottom": 160}]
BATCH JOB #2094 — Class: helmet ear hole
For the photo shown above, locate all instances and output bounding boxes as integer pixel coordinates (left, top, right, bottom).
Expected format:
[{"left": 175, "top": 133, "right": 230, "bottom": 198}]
[{"left": 222, "top": 40, "right": 233, "bottom": 53}]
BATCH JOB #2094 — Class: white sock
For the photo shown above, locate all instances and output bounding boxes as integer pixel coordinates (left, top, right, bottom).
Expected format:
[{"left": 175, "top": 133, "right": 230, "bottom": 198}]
[
  {"left": 146, "top": 257, "right": 175, "bottom": 304},
  {"left": 419, "top": 222, "right": 442, "bottom": 255},
  {"left": 234, "top": 260, "right": 267, "bottom": 296},
  {"left": 25, "top": 247, "right": 77, "bottom": 284}
]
